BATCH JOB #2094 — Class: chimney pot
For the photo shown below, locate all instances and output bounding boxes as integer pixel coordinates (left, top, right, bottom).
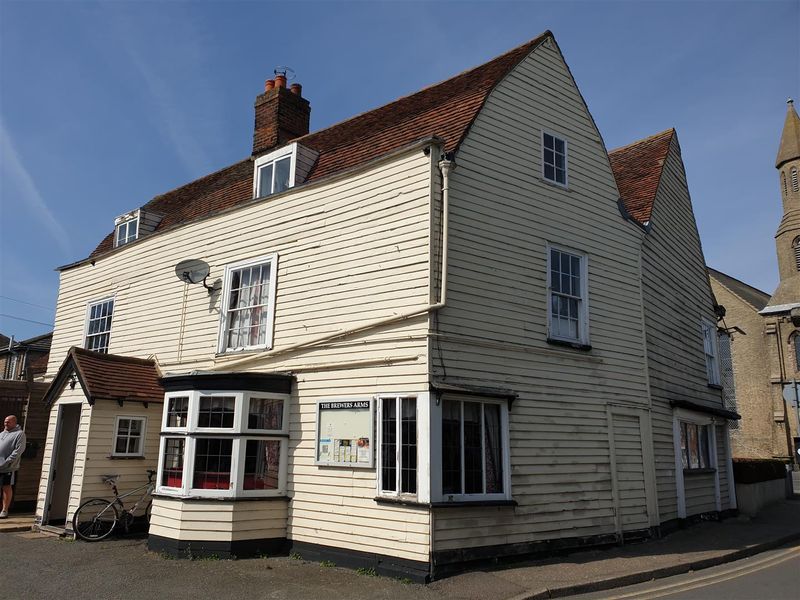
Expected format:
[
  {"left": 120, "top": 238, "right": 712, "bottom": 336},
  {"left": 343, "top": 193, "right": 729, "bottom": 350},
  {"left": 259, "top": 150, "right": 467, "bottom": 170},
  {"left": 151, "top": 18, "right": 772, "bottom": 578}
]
[
  {"left": 290, "top": 83, "right": 302, "bottom": 96},
  {"left": 275, "top": 74, "right": 287, "bottom": 88},
  {"left": 265, "top": 79, "right": 275, "bottom": 91}
]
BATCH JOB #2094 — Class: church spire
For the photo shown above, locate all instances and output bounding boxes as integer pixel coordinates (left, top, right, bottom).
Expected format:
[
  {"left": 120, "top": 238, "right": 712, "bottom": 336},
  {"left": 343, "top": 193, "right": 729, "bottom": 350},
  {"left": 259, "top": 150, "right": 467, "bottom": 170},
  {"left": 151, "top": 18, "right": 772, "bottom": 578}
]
[
  {"left": 767, "top": 99, "right": 800, "bottom": 307},
  {"left": 776, "top": 98, "right": 800, "bottom": 169}
]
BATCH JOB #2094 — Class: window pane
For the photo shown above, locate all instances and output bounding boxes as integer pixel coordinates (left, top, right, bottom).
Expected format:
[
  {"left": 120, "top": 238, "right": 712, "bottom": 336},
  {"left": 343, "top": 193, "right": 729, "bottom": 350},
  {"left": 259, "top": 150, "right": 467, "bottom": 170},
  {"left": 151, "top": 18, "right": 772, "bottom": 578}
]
[
  {"left": 192, "top": 438, "right": 233, "bottom": 490},
  {"left": 248, "top": 397, "right": 283, "bottom": 430},
  {"left": 442, "top": 400, "right": 461, "bottom": 494},
  {"left": 463, "top": 402, "right": 482, "bottom": 494},
  {"left": 129, "top": 419, "right": 142, "bottom": 434},
  {"left": 484, "top": 404, "right": 503, "bottom": 493},
  {"left": 401, "top": 398, "right": 417, "bottom": 494},
  {"left": 544, "top": 164, "right": 555, "bottom": 180},
  {"left": 554, "top": 137, "right": 565, "bottom": 154},
  {"left": 543, "top": 133, "right": 553, "bottom": 149},
  {"left": 699, "top": 426, "right": 709, "bottom": 468},
  {"left": 680, "top": 423, "right": 688, "bottom": 469},
  {"left": 197, "top": 396, "right": 236, "bottom": 428},
  {"left": 115, "top": 436, "right": 127, "bottom": 454},
  {"left": 381, "top": 398, "right": 397, "bottom": 492},
  {"left": 258, "top": 163, "right": 273, "bottom": 196},
  {"left": 226, "top": 263, "right": 271, "bottom": 349},
  {"left": 687, "top": 424, "right": 699, "bottom": 469},
  {"left": 274, "top": 157, "right": 291, "bottom": 193},
  {"left": 162, "top": 438, "right": 185, "bottom": 488},
  {"left": 243, "top": 439, "right": 281, "bottom": 490},
  {"left": 167, "top": 397, "right": 189, "bottom": 428},
  {"left": 85, "top": 299, "right": 114, "bottom": 354},
  {"left": 127, "top": 435, "right": 141, "bottom": 455}
]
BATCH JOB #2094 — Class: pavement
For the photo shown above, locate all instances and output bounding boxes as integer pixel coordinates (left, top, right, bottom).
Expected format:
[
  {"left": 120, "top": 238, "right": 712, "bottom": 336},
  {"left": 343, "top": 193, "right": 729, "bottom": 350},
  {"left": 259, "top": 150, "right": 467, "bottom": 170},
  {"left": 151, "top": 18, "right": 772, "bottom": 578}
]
[{"left": 2, "top": 499, "right": 799, "bottom": 600}]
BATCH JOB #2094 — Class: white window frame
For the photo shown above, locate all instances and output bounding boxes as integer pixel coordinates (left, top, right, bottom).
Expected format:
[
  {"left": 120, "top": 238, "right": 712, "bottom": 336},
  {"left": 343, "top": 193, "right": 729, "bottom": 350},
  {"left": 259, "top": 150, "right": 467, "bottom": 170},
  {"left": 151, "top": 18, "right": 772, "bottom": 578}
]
[
  {"left": 701, "top": 319, "right": 721, "bottom": 386},
  {"left": 156, "top": 390, "right": 289, "bottom": 499},
  {"left": 217, "top": 254, "right": 279, "bottom": 354},
  {"left": 253, "top": 144, "right": 297, "bottom": 198},
  {"left": 83, "top": 296, "right": 115, "bottom": 354},
  {"left": 111, "top": 416, "right": 147, "bottom": 457},
  {"left": 541, "top": 129, "right": 568, "bottom": 187},
  {"left": 114, "top": 217, "right": 139, "bottom": 247},
  {"left": 376, "top": 395, "right": 418, "bottom": 499},
  {"left": 546, "top": 244, "right": 590, "bottom": 345},
  {"left": 430, "top": 396, "right": 511, "bottom": 503}
]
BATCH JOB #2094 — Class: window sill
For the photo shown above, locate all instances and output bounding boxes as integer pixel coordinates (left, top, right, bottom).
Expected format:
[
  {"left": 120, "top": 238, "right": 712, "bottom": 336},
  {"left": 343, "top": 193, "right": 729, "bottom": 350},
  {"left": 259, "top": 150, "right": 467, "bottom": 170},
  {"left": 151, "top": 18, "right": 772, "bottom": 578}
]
[
  {"left": 374, "top": 496, "right": 427, "bottom": 508},
  {"left": 707, "top": 383, "right": 723, "bottom": 390},
  {"left": 152, "top": 492, "right": 288, "bottom": 502},
  {"left": 537, "top": 176, "right": 570, "bottom": 191},
  {"left": 431, "top": 499, "right": 517, "bottom": 508},
  {"left": 373, "top": 497, "right": 518, "bottom": 509},
  {"left": 546, "top": 338, "right": 592, "bottom": 352},
  {"left": 683, "top": 468, "right": 716, "bottom": 476},
  {"left": 107, "top": 455, "right": 146, "bottom": 460}
]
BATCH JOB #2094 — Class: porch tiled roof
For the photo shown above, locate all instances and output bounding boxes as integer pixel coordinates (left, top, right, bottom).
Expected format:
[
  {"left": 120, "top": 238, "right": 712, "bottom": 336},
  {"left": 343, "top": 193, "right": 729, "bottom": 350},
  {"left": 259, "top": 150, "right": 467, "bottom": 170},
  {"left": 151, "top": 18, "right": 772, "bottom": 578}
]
[{"left": 44, "top": 347, "right": 164, "bottom": 406}]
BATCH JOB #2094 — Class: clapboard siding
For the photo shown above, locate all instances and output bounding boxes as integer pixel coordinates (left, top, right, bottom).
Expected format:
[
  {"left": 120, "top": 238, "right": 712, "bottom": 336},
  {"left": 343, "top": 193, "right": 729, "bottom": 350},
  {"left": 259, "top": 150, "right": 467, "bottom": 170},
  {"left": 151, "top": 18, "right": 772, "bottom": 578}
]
[
  {"left": 150, "top": 497, "right": 288, "bottom": 541},
  {"left": 640, "top": 135, "right": 726, "bottom": 523},
  {"left": 432, "top": 39, "right": 651, "bottom": 550},
  {"left": 78, "top": 401, "right": 162, "bottom": 510},
  {"left": 613, "top": 414, "right": 649, "bottom": 530},
  {"left": 684, "top": 472, "right": 716, "bottom": 515},
  {"left": 34, "top": 383, "right": 91, "bottom": 523},
  {"left": 44, "top": 148, "right": 434, "bottom": 561},
  {"left": 716, "top": 424, "right": 730, "bottom": 508},
  {"left": 46, "top": 150, "right": 433, "bottom": 376}
]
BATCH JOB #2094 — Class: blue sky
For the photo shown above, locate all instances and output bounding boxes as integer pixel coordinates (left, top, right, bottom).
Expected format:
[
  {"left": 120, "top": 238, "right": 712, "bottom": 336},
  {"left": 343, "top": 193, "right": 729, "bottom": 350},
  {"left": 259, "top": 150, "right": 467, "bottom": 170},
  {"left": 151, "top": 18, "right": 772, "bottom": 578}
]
[{"left": 1, "top": 0, "right": 798, "bottom": 341}]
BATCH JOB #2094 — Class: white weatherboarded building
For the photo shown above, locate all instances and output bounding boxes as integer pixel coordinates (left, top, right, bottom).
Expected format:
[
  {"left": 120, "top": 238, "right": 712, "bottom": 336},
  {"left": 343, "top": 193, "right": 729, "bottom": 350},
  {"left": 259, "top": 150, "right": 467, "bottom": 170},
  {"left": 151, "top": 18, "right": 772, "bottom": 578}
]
[{"left": 36, "top": 31, "right": 736, "bottom": 581}]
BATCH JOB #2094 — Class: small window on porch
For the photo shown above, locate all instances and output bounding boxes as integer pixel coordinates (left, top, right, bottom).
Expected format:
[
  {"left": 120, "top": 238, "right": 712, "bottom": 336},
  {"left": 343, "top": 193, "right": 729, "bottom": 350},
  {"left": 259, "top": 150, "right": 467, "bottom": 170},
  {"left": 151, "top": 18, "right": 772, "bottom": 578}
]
[{"left": 112, "top": 416, "right": 146, "bottom": 457}]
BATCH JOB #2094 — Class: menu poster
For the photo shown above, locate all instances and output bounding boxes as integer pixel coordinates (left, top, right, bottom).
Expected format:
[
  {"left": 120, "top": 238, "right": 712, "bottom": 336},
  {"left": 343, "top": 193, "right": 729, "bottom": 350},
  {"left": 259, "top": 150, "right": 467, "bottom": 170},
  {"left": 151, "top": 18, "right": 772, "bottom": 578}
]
[{"left": 316, "top": 400, "right": 373, "bottom": 467}]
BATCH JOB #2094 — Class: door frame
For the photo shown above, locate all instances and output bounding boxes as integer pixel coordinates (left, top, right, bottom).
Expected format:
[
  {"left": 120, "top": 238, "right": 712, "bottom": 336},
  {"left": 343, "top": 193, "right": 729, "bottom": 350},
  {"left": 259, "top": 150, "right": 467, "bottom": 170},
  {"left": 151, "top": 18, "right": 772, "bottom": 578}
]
[{"left": 41, "top": 401, "right": 82, "bottom": 526}]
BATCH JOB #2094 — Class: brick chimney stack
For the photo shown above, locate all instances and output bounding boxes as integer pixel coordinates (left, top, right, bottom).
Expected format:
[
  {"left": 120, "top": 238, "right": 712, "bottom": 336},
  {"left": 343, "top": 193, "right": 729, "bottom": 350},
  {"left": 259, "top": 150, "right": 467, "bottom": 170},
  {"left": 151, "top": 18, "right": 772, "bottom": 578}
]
[{"left": 252, "top": 73, "right": 311, "bottom": 156}]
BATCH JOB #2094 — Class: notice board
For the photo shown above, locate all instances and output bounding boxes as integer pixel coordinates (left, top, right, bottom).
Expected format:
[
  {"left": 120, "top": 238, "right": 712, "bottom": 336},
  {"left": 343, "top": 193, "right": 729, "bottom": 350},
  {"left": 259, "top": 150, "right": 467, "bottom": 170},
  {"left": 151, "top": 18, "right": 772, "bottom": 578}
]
[{"left": 316, "top": 399, "right": 374, "bottom": 468}]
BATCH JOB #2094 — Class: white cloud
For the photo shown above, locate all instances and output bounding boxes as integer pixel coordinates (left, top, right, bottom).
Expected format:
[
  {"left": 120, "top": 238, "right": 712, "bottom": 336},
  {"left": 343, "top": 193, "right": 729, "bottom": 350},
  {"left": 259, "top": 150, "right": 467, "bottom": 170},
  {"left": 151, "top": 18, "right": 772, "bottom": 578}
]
[{"left": 0, "top": 119, "right": 72, "bottom": 255}]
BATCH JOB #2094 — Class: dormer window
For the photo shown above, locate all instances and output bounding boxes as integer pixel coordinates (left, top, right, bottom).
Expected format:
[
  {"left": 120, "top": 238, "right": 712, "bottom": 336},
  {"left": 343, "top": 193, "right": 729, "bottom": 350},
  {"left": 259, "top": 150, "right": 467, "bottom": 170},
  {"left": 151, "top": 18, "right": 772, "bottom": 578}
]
[
  {"left": 115, "top": 216, "right": 138, "bottom": 246},
  {"left": 254, "top": 145, "right": 295, "bottom": 198}
]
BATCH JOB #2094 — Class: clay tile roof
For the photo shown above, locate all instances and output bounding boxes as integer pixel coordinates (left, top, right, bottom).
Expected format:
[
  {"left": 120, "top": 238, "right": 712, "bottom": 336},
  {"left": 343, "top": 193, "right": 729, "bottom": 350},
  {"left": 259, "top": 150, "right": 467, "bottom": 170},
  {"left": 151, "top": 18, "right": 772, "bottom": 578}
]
[
  {"left": 86, "top": 32, "right": 551, "bottom": 261},
  {"left": 608, "top": 129, "right": 675, "bottom": 225},
  {"left": 45, "top": 347, "right": 164, "bottom": 405}
]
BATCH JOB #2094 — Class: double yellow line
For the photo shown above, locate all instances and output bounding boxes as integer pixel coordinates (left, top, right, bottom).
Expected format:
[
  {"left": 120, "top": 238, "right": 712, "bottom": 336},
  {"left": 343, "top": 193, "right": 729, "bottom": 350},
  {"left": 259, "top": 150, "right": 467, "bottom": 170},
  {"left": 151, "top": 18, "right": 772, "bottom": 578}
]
[{"left": 598, "top": 544, "right": 800, "bottom": 600}]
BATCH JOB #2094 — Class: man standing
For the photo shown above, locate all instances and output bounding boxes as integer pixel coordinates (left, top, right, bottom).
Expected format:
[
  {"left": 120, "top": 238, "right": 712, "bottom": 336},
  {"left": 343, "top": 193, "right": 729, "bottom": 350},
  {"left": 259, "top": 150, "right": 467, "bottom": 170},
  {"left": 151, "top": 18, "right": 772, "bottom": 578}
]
[{"left": 0, "top": 415, "right": 26, "bottom": 518}]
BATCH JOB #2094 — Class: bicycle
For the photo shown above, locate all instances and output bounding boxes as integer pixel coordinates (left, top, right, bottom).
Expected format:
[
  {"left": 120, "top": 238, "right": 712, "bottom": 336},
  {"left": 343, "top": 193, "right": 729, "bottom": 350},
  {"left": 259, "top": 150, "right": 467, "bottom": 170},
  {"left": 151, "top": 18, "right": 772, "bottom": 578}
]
[{"left": 72, "top": 469, "right": 156, "bottom": 541}]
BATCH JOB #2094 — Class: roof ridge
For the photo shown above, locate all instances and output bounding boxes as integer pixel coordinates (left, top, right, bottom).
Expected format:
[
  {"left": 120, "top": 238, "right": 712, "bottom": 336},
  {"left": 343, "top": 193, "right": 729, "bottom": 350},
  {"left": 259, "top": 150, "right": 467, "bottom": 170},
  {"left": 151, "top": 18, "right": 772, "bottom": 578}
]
[
  {"left": 609, "top": 128, "right": 675, "bottom": 155},
  {"left": 296, "top": 31, "right": 551, "bottom": 154},
  {"left": 70, "top": 346, "right": 157, "bottom": 366},
  {"left": 708, "top": 267, "right": 771, "bottom": 300}
]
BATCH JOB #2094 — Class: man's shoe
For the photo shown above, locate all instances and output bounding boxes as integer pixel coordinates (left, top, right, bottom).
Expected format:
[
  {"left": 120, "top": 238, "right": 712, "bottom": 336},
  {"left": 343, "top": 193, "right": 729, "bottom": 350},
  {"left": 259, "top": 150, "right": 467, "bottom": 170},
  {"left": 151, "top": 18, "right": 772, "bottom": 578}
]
[{"left": 0, "top": 511, "right": 8, "bottom": 518}]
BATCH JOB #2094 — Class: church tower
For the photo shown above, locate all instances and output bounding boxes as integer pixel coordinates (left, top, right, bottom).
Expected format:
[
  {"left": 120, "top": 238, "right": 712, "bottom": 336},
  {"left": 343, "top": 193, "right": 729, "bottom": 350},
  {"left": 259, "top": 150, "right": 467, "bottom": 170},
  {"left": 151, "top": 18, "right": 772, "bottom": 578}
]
[{"left": 768, "top": 99, "right": 800, "bottom": 306}]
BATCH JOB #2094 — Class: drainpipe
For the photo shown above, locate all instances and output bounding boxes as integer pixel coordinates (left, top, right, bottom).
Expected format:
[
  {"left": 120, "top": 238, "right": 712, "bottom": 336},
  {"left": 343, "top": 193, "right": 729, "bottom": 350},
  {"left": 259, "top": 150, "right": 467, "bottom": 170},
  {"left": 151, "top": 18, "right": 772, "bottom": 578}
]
[{"left": 214, "top": 151, "right": 454, "bottom": 371}]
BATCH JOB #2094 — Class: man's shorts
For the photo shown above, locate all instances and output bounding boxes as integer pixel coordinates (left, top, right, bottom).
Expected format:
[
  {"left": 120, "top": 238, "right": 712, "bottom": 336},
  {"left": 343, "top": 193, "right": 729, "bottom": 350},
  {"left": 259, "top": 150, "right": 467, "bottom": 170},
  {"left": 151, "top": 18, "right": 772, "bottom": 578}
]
[{"left": 0, "top": 472, "right": 16, "bottom": 486}]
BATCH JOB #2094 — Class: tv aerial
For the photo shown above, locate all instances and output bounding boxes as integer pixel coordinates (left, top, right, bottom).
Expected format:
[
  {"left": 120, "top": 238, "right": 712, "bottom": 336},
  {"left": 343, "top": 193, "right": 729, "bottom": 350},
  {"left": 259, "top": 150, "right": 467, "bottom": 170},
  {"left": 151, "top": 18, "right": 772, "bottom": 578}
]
[{"left": 175, "top": 259, "right": 216, "bottom": 294}]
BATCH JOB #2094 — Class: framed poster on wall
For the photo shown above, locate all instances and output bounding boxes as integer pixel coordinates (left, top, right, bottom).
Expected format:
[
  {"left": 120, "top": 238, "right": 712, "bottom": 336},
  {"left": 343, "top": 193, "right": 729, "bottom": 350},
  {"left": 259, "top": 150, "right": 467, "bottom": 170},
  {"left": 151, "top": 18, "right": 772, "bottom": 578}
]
[{"left": 315, "top": 399, "right": 374, "bottom": 468}]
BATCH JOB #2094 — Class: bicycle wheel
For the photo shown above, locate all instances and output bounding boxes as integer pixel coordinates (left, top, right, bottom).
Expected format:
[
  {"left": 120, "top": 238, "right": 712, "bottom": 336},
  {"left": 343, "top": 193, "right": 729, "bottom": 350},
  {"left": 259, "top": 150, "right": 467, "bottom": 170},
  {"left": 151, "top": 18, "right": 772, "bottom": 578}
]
[
  {"left": 145, "top": 501, "right": 152, "bottom": 524},
  {"left": 72, "top": 499, "right": 119, "bottom": 541}
]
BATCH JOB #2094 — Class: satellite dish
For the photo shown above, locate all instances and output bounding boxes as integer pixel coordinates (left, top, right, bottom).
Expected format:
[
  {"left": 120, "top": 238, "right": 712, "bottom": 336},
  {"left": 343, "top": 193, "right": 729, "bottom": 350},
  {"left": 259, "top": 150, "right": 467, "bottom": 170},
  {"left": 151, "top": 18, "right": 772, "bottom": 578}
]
[{"left": 175, "top": 259, "right": 210, "bottom": 285}]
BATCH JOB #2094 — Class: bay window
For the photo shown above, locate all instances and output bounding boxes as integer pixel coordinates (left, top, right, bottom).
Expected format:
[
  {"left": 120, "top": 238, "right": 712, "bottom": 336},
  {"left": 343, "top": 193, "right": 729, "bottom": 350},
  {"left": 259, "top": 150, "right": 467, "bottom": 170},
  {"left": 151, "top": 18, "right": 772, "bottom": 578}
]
[{"left": 157, "top": 389, "right": 289, "bottom": 498}]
